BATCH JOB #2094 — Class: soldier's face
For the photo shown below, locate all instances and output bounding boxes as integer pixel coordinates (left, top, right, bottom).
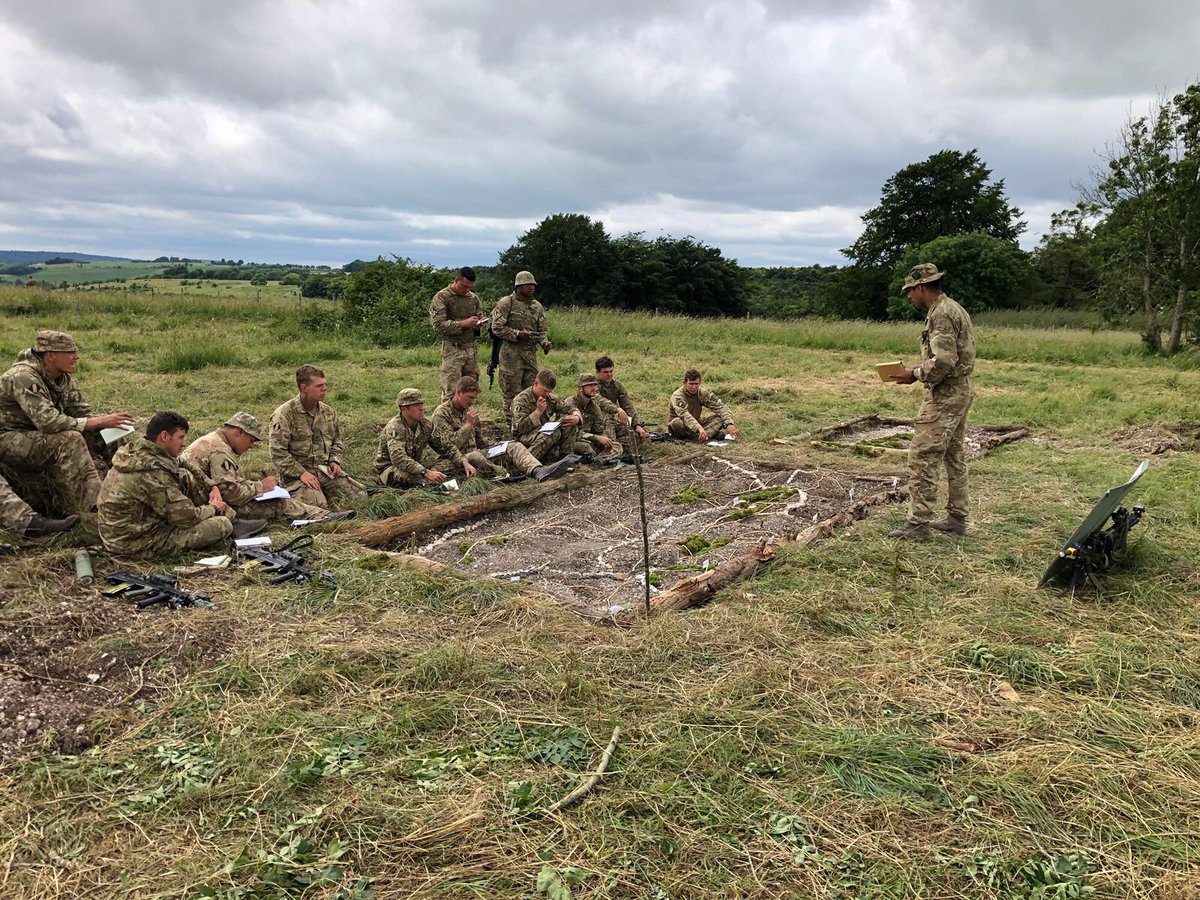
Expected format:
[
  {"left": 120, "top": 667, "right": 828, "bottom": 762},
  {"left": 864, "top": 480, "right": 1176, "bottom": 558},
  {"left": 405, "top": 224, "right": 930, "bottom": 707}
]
[
  {"left": 159, "top": 428, "right": 188, "bottom": 458},
  {"left": 684, "top": 378, "right": 701, "bottom": 395},
  {"left": 456, "top": 391, "right": 480, "bottom": 409},
  {"left": 580, "top": 383, "right": 599, "bottom": 398},
  {"left": 517, "top": 284, "right": 536, "bottom": 298},
  {"left": 402, "top": 402, "right": 425, "bottom": 423},
  {"left": 596, "top": 367, "right": 614, "bottom": 383},
  {"left": 905, "top": 285, "right": 930, "bottom": 309},
  {"left": 300, "top": 377, "right": 328, "bottom": 404},
  {"left": 44, "top": 350, "right": 81, "bottom": 375},
  {"left": 452, "top": 277, "right": 475, "bottom": 296},
  {"left": 228, "top": 429, "right": 256, "bottom": 454},
  {"left": 532, "top": 382, "right": 550, "bottom": 399}
]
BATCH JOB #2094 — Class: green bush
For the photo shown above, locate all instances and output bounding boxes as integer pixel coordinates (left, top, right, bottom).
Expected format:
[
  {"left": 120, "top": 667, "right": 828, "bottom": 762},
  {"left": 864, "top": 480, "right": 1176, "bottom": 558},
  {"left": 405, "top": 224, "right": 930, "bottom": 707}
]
[{"left": 341, "top": 257, "right": 450, "bottom": 346}]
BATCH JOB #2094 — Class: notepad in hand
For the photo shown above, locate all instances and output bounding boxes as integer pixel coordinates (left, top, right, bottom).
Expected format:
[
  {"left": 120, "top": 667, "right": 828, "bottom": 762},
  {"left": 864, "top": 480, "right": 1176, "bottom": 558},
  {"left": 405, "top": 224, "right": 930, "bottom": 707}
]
[
  {"left": 486, "top": 441, "right": 511, "bottom": 459},
  {"left": 875, "top": 361, "right": 906, "bottom": 382},
  {"left": 538, "top": 420, "right": 561, "bottom": 435},
  {"left": 254, "top": 485, "right": 291, "bottom": 501},
  {"left": 99, "top": 425, "right": 135, "bottom": 444}
]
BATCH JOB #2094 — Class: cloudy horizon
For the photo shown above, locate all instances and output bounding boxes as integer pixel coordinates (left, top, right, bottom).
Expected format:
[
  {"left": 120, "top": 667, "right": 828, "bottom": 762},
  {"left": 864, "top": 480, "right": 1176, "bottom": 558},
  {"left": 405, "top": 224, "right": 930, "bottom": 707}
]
[{"left": 2, "top": 0, "right": 1197, "bottom": 269}]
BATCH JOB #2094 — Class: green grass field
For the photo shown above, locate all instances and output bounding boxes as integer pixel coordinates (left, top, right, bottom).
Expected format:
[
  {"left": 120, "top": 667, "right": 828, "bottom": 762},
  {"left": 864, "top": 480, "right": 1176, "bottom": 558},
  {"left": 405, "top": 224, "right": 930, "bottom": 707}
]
[{"left": 2, "top": 286, "right": 1200, "bottom": 898}]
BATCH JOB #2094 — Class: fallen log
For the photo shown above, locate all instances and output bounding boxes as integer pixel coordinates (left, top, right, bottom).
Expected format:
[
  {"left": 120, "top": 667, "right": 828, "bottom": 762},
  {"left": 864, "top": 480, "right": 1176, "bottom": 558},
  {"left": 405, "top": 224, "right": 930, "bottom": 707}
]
[{"left": 790, "top": 485, "right": 909, "bottom": 547}]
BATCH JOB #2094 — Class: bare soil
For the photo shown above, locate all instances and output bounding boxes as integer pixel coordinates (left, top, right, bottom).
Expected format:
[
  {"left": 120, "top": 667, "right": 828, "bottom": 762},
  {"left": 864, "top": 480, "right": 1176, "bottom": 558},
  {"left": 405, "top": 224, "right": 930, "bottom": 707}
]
[
  {"left": 1115, "top": 422, "right": 1200, "bottom": 455},
  {"left": 814, "top": 414, "right": 1029, "bottom": 461},
  {"left": 0, "top": 562, "right": 233, "bottom": 761},
  {"left": 416, "top": 453, "right": 892, "bottom": 619}
]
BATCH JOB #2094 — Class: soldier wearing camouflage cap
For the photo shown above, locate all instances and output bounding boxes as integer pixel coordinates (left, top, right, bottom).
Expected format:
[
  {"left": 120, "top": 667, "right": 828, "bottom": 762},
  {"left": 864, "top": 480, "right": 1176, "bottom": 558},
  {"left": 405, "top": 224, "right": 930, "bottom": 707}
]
[
  {"left": 490, "top": 270, "right": 553, "bottom": 426},
  {"left": 374, "top": 388, "right": 477, "bottom": 488},
  {"left": 0, "top": 329, "right": 136, "bottom": 517},
  {"left": 886, "top": 264, "right": 976, "bottom": 539},
  {"left": 181, "top": 412, "right": 351, "bottom": 525},
  {"left": 568, "top": 372, "right": 623, "bottom": 461},
  {"left": 429, "top": 266, "right": 489, "bottom": 403}
]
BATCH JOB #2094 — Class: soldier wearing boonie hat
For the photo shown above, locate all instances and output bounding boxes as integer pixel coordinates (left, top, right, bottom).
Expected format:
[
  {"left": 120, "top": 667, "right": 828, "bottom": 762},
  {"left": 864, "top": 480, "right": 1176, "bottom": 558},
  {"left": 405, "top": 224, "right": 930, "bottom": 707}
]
[
  {"left": 886, "top": 263, "right": 977, "bottom": 540},
  {"left": 0, "top": 329, "right": 136, "bottom": 516}
]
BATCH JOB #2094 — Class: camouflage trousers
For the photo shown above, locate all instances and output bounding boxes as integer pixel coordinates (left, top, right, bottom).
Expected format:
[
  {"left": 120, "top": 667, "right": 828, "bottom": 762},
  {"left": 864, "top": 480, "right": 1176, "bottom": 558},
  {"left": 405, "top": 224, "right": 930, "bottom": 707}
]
[
  {"left": 0, "top": 429, "right": 102, "bottom": 513},
  {"left": 233, "top": 495, "right": 328, "bottom": 523},
  {"left": 0, "top": 473, "right": 34, "bottom": 533},
  {"left": 498, "top": 345, "right": 540, "bottom": 424},
  {"left": 463, "top": 441, "right": 542, "bottom": 478},
  {"left": 439, "top": 341, "right": 480, "bottom": 402},
  {"left": 520, "top": 423, "right": 578, "bottom": 464},
  {"left": 907, "top": 380, "right": 973, "bottom": 524},
  {"left": 668, "top": 413, "right": 724, "bottom": 442},
  {"left": 286, "top": 471, "right": 367, "bottom": 510},
  {"left": 101, "top": 513, "right": 234, "bottom": 558},
  {"left": 574, "top": 430, "right": 623, "bottom": 460}
]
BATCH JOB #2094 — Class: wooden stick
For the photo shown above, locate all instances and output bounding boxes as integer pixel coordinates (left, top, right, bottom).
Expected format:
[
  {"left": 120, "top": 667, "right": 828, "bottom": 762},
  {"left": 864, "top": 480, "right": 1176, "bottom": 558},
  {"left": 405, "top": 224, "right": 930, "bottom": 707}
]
[{"left": 545, "top": 726, "right": 621, "bottom": 813}]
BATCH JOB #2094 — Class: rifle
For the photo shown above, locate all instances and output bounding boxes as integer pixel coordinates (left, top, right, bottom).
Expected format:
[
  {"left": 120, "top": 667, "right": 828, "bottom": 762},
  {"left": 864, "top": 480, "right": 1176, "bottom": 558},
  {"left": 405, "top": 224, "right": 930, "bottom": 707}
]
[
  {"left": 104, "top": 572, "right": 215, "bottom": 610},
  {"left": 487, "top": 335, "right": 500, "bottom": 390},
  {"left": 235, "top": 534, "right": 334, "bottom": 585}
]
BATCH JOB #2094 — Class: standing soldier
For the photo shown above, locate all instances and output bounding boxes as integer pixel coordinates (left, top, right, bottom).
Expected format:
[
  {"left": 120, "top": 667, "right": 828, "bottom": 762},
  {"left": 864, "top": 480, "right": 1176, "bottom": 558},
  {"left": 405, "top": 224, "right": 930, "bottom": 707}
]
[
  {"left": 98, "top": 411, "right": 266, "bottom": 557},
  {"left": 511, "top": 369, "right": 579, "bottom": 464},
  {"left": 667, "top": 369, "right": 739, "bottom": 443},
  {"left": 269, "top": 365, "right": 366, "bottom": 510},
  {"left": 595, "top": 355, "right": 648, "bottom": 449},
  {"left": 887, "top": 264, "right": 976, "bottom": 539},
  {"left": 181, "top": 412, "right": 352, "bottom": 523},
  {"left": 429, "top": 266, "right": 488, "bottom": 402},
  {"left": 0, "top": 473, "right": 77, "bottom": 538},
  {"left": 569, "top": 373, "right": 623, "bottom": 461},
  {"left": 0, "top": 329, "right": 136, "bottom": 515},
  {"left": 490, "top": 270, "right": 551, "bottom": 425}
]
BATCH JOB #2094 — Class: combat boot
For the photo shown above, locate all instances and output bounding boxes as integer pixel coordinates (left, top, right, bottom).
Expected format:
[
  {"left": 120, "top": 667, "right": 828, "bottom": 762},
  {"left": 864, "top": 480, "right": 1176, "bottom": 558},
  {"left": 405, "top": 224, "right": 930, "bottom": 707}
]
[
  {"left": 231, "top": 518, "right": 269, "bottom": 539},
  {"left": 24, "top": 514, "right": 80, "bottom": 538},
  {"left": 929, "top": 514, "right": 967, "bottom": 536},
  {"left": 532, "top": 458, "right": 573, "bottom": 481},
  {"left": 887, "top": 521, "right": 930, "bottom": 540}
]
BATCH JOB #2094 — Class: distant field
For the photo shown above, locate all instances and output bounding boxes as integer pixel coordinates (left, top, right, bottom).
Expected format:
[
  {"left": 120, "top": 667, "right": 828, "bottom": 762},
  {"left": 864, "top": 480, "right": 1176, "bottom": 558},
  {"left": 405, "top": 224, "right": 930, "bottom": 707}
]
[{"left": 0, "top": 260, "right": 173, "bottom": 285}]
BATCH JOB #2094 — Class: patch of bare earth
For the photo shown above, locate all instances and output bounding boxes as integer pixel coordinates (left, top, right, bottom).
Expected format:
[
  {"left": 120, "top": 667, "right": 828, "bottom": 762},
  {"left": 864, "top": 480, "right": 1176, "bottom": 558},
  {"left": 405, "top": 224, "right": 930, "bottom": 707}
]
[
  {"left": 1115, "top": 422, "right": 1200, "bottom": 455},
  {"left": 812, "top": 413, "right": 1029, "bottom": 461},
  {"left": 414, "top": 454, "right": 889, "bottom": 619},
  {"left": 0, "top": 574, "right": 233, "bottom": 761}
]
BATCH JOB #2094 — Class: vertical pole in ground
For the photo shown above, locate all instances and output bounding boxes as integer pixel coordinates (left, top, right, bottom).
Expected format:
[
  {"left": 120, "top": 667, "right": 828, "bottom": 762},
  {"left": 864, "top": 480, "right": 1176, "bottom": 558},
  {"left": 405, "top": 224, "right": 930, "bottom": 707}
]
[{"left": 633, "top": 442, "right": 652, "bottom": 616}]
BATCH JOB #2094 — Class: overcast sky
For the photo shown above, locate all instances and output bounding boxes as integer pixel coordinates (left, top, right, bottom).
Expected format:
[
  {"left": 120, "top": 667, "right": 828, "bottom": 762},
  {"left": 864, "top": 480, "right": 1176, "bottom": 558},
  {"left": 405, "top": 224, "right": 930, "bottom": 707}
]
[{"left": 1, "top": 0, "right": 1197, "bottom": 268}]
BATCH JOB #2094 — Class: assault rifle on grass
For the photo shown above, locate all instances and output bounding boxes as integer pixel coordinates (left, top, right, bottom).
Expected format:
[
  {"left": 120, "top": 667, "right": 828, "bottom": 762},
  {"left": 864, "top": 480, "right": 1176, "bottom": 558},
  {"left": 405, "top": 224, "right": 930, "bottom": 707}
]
[
  {"left": 235, "top": 534, "right": 334, "bottom": 585},
  {"left": 104, "top": 572, "right": 214, "bottom": 610}
]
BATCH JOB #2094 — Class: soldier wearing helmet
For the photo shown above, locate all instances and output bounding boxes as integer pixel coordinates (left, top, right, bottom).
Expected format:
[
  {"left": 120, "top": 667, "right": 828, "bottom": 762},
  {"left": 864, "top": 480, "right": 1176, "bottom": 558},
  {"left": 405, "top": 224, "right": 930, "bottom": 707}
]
[{"left": 490, "top": 270, "right": 552, "bottom": 426}]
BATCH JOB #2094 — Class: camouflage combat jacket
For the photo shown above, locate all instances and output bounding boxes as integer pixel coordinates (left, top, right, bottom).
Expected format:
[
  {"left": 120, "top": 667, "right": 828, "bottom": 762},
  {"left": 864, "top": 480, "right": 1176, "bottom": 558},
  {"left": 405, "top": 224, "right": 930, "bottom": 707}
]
[
  {"left": 269, "top": 397, "right": 344, "bottom": 482},
  {"left": 430, "top": 399, "right": 485, "bottom": 453},
  {"left": 429, "top": 285, "right": 488, "bottom": 347},
  {"left": 568, "top": 393, "right": 620, "bottom": 442},
  {"left": 181, "top": 429, "right": 264, "bottom": 506},
  {"left": 98, "top": 439, "right": 222, "bottom": 544},
  {"left": 668, "top": 387, "right": 733, "bottom": 431},
  {"left": 599, "top": 378, "right": 639, "bottom": 425},
  {"left": 490, "top": 293, "right": 548, "bottom": 348},
  {"left": 373, "top": 414, "right": 465, "bottom": 477},
  {"left": 511, "top": 387, "right": 574, "bottom": 438},
  {"left": 0, "top": 349, "right": 92, "bottom": 433},
  {"left": 915, "top": 294, "right": 975, "bottom": 386}
]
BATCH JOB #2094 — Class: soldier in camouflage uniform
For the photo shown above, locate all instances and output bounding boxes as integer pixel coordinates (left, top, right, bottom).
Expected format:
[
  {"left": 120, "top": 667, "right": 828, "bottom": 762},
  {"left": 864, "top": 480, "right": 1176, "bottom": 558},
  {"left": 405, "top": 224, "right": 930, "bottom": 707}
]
[
  {"left": 490, "top": 271, "right": 551, "bottom": 425},
  {"left": 429, "top": 266, "right": 489, "bottom": 401},
  {"left": 0, "top": 473, "right": 78, "bottom": 538},
  {"left": 429, "top": 377, "right": 571, "bottom": 481},
  {"left": 595, "top": 355, "right": 648, "bottom": 450},
  {"left": 374, "top": 389, "right": 476, "bottom": 487},
  {"left": 269, "top": 365, "right": 366, "bottom": 509},
  {"left": 511, "top": 369, "right": 580, "bottom": 464},
  {"left": 667, "top": 369, "right": 739, "bottom": 442},
  {"left": 887, "top": 264, "right": 976, "bottom": 540},
  {"left": 0, "top": 330, "right": 136, "bottom": 514},
  {"left": 181, "top": 412, "right": 350, "bottom": 524},
  {"left": 568, "top": 373, "right": 623, "bottom": 461},
  {"left": 97, "top": 411, "right": 247, "bottom": 556}
]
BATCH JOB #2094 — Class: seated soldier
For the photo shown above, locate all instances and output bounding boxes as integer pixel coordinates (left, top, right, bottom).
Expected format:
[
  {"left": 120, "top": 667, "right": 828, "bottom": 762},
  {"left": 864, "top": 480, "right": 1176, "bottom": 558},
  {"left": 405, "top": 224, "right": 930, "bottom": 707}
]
[
  {"left": 430, "top": 377, "right": 572, "bottom": 481},
  {"left": 569, "top": 373, "right": 623, "bottom": 461},
  {"left": 0, "top": 472, "right": 78, "bottom": 538},
  {"left": 667, "top": 369, "right": 740, "bottom": 442},
  {"left": 181, "top": 412, "right": 353, "bottom": 524},
  {"left": 0, "top": 329, "right": 136, "bottom": 514},
  {"left": 510, "top": 369, "right": 580, "bottom": 464},
  {"left": 375, "top": 389, "right": 478, "bottom": 487},
  {"left": 97, "top": 411, "right": 266, "bottom": 557},
  {"left": 269, "top": 364, "right": 366, "bottom": 509},
  {"left": 595, "top": 355, "right": 648, "bottom": 449}
]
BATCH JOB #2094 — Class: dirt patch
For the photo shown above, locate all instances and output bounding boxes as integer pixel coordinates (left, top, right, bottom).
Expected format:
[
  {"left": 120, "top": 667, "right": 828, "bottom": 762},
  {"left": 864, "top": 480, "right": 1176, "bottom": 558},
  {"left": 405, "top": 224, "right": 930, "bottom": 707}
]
[
  {"left": 810, "top": 414, "right": 1028, "bottom": 461},
  {"left": 0, "top": 573, "right": 232, "bottom": 761},
  {"left": 1115, "top": 422, "right": 1200, "bottom": 455},
  {"left": 414, "top": 454, "right": 892, "bottom": 619}
]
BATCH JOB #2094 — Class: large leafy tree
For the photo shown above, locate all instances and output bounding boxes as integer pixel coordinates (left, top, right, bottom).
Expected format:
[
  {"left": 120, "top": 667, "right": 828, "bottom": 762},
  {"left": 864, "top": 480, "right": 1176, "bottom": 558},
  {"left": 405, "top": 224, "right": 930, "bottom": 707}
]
[
  {"left": 886, "top": 232, "right": 1035, "bottom": 320},
  {"left": 497, "top": 213, "right": 617, "bottom": 307}
]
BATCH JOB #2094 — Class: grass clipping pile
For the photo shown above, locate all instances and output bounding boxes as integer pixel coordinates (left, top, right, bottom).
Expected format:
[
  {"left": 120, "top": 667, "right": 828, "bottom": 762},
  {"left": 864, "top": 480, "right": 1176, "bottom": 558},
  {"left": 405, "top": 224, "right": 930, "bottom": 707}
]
[
  {"left": 809, "top": 413, "right": 1029, "bottom": 459},
  {"left": 412, "top": 454, "right": 890, "bottom": 620}
]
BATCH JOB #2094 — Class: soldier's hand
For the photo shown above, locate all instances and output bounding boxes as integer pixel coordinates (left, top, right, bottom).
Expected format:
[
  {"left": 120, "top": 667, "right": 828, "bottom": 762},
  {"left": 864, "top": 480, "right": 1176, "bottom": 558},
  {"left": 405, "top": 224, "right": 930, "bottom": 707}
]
[
  {"left": 329, "top": 462, "right": 345, "bottom": 478},
  {"left": 464, "top": 408, "right": 479, "bottom": 428},
  {"left": 260, "top": 476, "right": 278, "bottom": 493},
  {"left": 463, "top": 462, "right": 477, "bottom": 479},
  {"left": 562, "top": 413, "right": 580, "bottom": 426},
  {"left": 541, "top": 340, "right": 552, "bottom": 354},
  {"left": 535, "top": 396, "right": 548, "bottom": 415},
  {"left": 87, "top": 411, "right": 137, "bottom": 431},
  {"left": 890, "top": 368, "right": 918, "bottom": 385},
  {"left": 300, "top": 471, "right": 321, "bottom": 491},
  {"left": 697, "top": 427, "right": 709, "bottom": 443},
  {"left": 424, "top": 469, "right": 447, "bottom": 484},
  {"left": 208, "top": 486, "right": 227, "bottom": 512},
  {"left": 725, "top": 425, "right": 740, "bottom": 438},
  {"left": 596, "top": 436, "right": 613, "bottom": 450},
  {"left": 635, "top": 425, "right": 649, "bottom": 442},
  {"left": 617, "top": 410, "right": 630, "bottom": 426}
]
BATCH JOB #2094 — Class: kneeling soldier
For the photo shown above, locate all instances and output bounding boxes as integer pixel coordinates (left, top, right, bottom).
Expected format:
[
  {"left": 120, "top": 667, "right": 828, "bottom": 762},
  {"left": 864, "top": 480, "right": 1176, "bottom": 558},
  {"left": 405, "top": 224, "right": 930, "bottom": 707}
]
[{"left": 98, "top": 411, "right": 265, "bottom": 557}]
